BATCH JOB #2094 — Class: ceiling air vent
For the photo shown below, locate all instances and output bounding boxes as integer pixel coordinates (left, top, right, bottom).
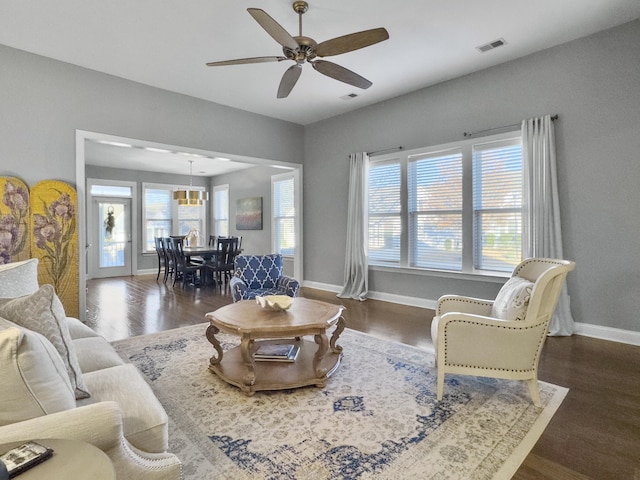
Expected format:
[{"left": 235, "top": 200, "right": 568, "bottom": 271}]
[
  {"left": 340, "top": 93, "right": 359, "bottom": 100},
  {"left": 476, "top": 38, "right": 506, "bottom": 53}
]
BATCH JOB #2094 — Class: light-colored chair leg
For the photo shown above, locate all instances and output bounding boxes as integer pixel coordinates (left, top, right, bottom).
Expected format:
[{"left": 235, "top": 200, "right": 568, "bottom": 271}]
[
  {"left": 527, "top": 379, "right": 541, "bottom": 407},
  {"left": 437, "top": 369, "right": 445, "bottom": 401}
]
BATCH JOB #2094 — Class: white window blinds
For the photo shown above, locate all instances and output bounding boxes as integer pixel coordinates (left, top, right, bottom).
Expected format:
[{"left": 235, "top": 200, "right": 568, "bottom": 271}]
[
  {"left": 273, "top": 175, "right": 295, "bottom": 256},
  {"left": 367, "top": 132, "right": 525, "bottom": 275},
  {"left": 408, "top": 149, "right": 463, "bottom": 270},
  {"left": 213, "top": 185, "right": 229, "bottom": 237},
  {"left": 142, "top": 183, "right": 207, "bottom": 251},
  {"left": 368, "top": 161, "right": 401, "bottom": 264},
  {"left": 144, "top": 188, "right": 172, "bottom": 252},
  {"left": 472, "top": 139, "right": 523, "bottom": 272}
]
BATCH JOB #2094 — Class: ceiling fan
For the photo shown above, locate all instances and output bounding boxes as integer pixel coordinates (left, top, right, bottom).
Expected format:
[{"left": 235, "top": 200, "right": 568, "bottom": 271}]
[{"left": 206, "top": 1, "right": 389, "bottom": 98}]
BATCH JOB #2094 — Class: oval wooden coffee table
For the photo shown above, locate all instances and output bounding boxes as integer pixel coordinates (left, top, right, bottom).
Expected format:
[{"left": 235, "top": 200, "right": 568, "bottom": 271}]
[{"left": 205, "top": 298, "right": 346, "bottom": 395}]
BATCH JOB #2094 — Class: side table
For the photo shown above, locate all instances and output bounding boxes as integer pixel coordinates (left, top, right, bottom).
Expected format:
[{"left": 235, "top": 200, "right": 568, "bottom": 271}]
[{"left": 0, "top": 439, "right": 115, "bottom": 480}]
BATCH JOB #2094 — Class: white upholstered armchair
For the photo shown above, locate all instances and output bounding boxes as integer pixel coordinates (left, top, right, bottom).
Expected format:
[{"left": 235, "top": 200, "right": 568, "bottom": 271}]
[{"left": 431, "top": 258, "right": 575, "bottom": 406}]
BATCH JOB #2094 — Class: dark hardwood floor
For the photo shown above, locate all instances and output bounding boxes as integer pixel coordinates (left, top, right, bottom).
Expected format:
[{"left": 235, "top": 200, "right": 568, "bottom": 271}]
[{"left": 87, "top": 274, "right": 640, "bottom": 480}]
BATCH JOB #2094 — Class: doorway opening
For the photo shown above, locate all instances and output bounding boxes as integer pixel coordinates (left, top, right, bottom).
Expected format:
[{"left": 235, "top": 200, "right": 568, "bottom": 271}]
[{"left": 76, "top": 130, "right": 304, "bottom": 322}]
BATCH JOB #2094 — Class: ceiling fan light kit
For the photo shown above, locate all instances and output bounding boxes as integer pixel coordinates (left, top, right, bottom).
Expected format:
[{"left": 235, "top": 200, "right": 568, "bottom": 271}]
[{"left": 206, "top": 1, "right": 389, "bottom": 98}]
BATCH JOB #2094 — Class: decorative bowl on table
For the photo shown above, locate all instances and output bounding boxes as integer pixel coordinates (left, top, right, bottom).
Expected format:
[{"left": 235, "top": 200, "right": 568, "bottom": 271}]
[{"left": 256, "top": 295, "right": 293, "bottom": 311}]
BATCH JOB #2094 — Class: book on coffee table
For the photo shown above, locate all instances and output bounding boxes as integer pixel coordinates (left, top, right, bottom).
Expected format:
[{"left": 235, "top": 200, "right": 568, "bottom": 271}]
[
  {"left": 254, "top": 343, "right": 300, "bottom": 362},
  {"left": 0, "top": 441, "right": 53, "bottom": 478}
]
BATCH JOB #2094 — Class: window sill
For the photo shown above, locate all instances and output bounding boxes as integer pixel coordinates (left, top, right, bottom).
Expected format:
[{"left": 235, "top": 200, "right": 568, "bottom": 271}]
[{"left": 368, "top": 264, "right": 509, "bottom": 283}]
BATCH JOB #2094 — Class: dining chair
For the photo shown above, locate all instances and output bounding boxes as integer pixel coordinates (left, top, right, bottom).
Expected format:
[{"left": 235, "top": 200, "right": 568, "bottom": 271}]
[
  {"left": 170, "top": 238, "right": 202, "bottom": 287},
  {"left": 205, "top": 237, "right": 238, "bottom": 287},
  {"left": 161, "top": 237, "right": 175, "bottom": 283},
  {"left": 153, "top": 237, "right": 165, "bottom": 281}
]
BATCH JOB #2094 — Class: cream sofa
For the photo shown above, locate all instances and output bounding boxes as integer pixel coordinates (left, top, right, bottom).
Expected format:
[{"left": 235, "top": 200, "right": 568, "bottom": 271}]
[{"left": 0, "top": 259, "right": 182, "bottom": 480}]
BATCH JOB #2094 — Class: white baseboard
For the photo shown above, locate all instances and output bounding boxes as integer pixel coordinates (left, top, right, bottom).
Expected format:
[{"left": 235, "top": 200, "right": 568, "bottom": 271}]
[
  {"left": 136, "top": 268, "right": 157, "bottom": 276},
  {"left": 303, "top": 281, "right": 342, "bottom": 294},
  {"left": 302, "top": 281, "right": 438, "bottom": 310},
  {"left": 574, "top": 322, "right": 640, "bottom": 346},
  {"left": 302, "top": 281, "right": 639, "bottom": 346}
]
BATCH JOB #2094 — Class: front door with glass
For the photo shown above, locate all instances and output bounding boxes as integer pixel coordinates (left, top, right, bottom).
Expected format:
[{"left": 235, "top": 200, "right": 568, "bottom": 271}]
[{"left": 91, "top": 198, "right": 132, "bottom": 278}]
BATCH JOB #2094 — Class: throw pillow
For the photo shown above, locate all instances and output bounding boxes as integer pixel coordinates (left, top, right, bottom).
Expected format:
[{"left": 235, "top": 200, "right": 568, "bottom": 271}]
[
  {"left": 0, "top": 323, "right": 76, "bottom": 426},
  {"left": 491, "top": 276, "right": 534, "bottom": 321},
  {"left": 0, "top": 285, "right": 90, "bottom": 399},
  {"left": 0, "top": 258, "right": 39, "bottom": 298}
]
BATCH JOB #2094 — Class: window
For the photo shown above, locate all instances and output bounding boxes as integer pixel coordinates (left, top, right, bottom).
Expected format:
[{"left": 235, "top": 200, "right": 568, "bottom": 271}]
[
  {"left": 177, "top": 204, "right": 205, "bottom": 238},
  {"left": 142, "top": 183, "right": 206, "bottom": 252},
  {"left": 368, "top": 132, "right": 525, "bottom": 274},
  {"left": 143, "top": 187, "right": 172, "bottom": 251},
  {"left": 473, "top": 139, "right": 523, "bottom": 271},
  {"left": 409, "top": 149, "right": 463, "bottom": 270},
  {"left": 213, "top": 185, "right": 229, "bottom": 237},
  {"left": 368, "top": 162, "right": 401, "bottom": 264},
  {"left": 272, "top": 173, "right": 295, "bottom": 256},
  {"left": 90, "top": 184, "right": 133, "bottom": 197}
]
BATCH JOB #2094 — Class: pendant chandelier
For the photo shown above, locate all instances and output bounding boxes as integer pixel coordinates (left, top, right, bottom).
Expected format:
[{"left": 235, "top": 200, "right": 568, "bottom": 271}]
[{"left": 174, "top": 160, "right": 209, "bottom": 206}]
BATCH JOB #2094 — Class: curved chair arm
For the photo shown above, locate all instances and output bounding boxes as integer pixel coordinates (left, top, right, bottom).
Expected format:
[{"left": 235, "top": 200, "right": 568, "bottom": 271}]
[
  {"left": 436, "top": 295, "right": 494, "bottom": 317},
  {"left": 0, "top": 402, "right": 183, "bottom": 480},
  {"left": 277, "top": 276, "right": 300, "bottom": 297},
  {"left": 229, "top": 276, "right": 247, "bottom": 302},
  {"left": 434, "top": 312, "right": 549, "bottom": 406},
  {"left": 436, "top": 312, "right": 549, "bottom": 372}
]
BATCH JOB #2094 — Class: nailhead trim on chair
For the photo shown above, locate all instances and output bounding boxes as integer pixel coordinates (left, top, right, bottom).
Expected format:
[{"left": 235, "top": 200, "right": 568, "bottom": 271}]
[
  {"left": 443, "top": 319, "right": 547, "bottom": 371},
  {"left": 441, "top": 299, "right": 492, "bottom": 306},
  {"left": 513, "top": 257, "right": 559, "bottom": 276}
]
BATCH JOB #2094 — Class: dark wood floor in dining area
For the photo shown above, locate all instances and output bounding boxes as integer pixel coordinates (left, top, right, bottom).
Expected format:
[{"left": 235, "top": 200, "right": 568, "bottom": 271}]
[{"left": 86, "top": 274, "right": 640, "bottom": 480}]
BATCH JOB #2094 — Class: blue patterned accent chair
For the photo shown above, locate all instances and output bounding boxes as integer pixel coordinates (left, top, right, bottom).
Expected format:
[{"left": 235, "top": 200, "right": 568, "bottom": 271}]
[{"left": 230, "top": 254, "right": 299, "bottom": 302}]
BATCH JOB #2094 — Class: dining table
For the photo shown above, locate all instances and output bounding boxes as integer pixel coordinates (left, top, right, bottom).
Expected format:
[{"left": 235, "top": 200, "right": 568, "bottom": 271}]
[
  {"left": 182, "top": 246, "right": 242, "bottom": 286},
  {"left": 182, "top": 245, "right": 222, "bottom": 263}
]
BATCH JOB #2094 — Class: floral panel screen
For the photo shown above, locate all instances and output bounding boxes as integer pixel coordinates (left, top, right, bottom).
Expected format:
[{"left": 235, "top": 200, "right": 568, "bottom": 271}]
[
  {"left": 30, "top": 180, "right": 79, "bottom": 318},
  {"left": 0, "top": 177, "right": 30, "bottom": 264}
]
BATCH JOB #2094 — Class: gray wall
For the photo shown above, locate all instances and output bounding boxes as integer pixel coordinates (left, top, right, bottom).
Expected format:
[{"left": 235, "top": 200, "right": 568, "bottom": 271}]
[
  {"left": 303, "top": 20, "right": 640, "bottom": 332},
  {"left": 0, "top": 44, "right": 304, "bottom": 188},
  {"left": 2, "top": 20, "right": 639, "bottom": 333},
  {"left": 0, "top": 43, "right": 302, "bottom": 288},
  {"left": 212, "top": 165, "right": 285, "bottom": 257}
]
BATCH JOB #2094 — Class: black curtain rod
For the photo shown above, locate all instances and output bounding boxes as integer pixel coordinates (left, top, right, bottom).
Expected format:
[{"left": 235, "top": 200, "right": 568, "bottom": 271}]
[
  {"left": 463, "top": 114, "right": 558, "bottom": 137},
  {"left": 367, "top": 146, "right": 404, "bottom": 157}
]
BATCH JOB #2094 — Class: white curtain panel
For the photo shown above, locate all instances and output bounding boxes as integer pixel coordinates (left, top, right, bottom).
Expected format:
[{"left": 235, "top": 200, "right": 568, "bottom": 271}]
[
  {"left": 338, "top": 152, "right": 369, "bottom": 301},
  {"left": 522, "top": 115, "right": 575, "bottom": 335}
]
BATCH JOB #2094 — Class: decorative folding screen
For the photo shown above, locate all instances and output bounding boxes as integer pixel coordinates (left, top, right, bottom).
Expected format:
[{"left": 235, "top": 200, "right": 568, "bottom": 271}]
[{"left": 1, "top": 177, "right": 79, "bottom": 317}]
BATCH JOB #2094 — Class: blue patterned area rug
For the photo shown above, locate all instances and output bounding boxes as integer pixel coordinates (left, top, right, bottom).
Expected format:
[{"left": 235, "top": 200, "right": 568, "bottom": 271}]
[{"left": 112, "top": 323, "right": 567, "bottom": 480}]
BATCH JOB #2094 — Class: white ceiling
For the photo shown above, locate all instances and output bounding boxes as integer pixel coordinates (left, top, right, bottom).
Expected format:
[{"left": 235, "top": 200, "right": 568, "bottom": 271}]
[
  {"left": 2, "top": 1, "right": 639, "bottom": 176},
  {"left": 2, "top": 0, "right": 639, "bottom": 127},
  {"left": 84, "top": 139, "right": 257, "bottom": 177}
]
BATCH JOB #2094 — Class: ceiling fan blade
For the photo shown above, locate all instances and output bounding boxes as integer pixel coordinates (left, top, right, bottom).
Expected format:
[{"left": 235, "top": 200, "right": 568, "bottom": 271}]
[
  {"left": 247, "top": 8, "right": 299, "bottom": 51},
  {"left": 277, "top": 64, "right": 303, "bottom": 98},
  {"left": 312, "top": 60, "right": 372, "bottom": 89},
  {"left": 315, "top": 27, "right": 389, "bottom": 57},
  {"left": 206, "top": 56, "right": 288, "bottom": 67}
]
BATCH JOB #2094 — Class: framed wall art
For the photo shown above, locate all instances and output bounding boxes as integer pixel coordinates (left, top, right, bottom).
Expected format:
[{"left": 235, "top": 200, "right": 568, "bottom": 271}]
[{"left": 236, "top": 196, "right": 263, "bottom": 230}]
